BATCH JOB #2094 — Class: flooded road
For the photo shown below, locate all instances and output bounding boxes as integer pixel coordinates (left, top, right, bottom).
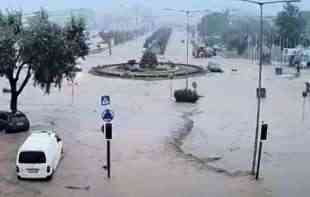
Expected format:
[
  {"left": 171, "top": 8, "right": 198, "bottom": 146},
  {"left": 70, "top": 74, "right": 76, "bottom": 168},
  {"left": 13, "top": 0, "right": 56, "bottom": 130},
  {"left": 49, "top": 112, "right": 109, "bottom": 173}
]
[
  {"left": 167, "top": 32, "right": 310, "bottom": 196},
  {"left": 0, "top": 30, "right": 307, "bottom": 197}
]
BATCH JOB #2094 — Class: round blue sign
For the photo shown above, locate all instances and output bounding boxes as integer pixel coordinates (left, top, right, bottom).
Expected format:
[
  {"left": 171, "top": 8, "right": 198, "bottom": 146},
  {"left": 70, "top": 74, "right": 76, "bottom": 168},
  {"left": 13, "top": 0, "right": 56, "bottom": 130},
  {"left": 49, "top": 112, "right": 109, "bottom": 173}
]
[{"left": 101, "top": 109, "right": 114, "bottom": 122}]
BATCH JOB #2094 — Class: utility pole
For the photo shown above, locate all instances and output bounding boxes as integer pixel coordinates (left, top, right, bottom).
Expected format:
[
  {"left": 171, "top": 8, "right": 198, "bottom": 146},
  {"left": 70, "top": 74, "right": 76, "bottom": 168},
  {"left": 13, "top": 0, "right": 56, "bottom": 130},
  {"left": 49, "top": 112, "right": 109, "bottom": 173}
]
[
  {"left": 186, "top": 11, "right": 190, "bottom": 89},
  {"left": 164, "top": 8, "right": 210, "bottom": 89},
  {"left": 239, "top": 0, "right": 301, "bottom": 176}
]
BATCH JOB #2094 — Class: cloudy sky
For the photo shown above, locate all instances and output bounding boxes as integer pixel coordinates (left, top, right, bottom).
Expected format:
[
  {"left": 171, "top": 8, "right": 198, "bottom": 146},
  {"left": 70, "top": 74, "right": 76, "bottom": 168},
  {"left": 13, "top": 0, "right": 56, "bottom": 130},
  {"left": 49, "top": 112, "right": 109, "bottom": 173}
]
[{"left": 1, "top": 0, "right": 309, "bottom": 16}]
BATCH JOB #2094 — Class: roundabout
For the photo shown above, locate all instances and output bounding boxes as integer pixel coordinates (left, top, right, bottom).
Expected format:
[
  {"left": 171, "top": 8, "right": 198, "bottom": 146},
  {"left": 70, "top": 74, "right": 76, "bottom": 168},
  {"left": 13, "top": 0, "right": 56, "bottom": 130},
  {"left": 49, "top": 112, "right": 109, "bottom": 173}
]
[{"left": 89, "top": 62, "right": 207, "bottom": 80}]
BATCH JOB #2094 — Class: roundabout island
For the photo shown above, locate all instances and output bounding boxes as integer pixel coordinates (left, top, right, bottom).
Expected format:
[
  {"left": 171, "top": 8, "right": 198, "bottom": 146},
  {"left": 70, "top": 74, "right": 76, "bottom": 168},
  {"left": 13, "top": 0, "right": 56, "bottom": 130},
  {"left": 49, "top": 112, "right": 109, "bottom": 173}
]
[
  {"left": 89, "top": 59, "right": 207, "bottom": 80},
  {"left": 90, "top": 27, "right": 207, "bottom": 80}
]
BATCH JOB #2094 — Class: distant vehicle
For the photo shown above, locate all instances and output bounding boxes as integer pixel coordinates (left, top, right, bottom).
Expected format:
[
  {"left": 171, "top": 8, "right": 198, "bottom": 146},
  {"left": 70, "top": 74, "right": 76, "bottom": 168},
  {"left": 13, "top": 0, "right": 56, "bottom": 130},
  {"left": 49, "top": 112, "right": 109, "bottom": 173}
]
[
  {"left": 16, "top": 130, "right": 63, "bottom": 180},
  {"left": 2, "top": 88, "right": 11, "bottom": 93},
  {"left": 213, "top": 44, "right": 222, "bottom": 52},
  {"left": 283, "top": 48, "right": 310, "bottom": 68},
  {"left": 207, "top": 62, "right": 224, "bottom": 73},
  {"left": 192, "top": 46, "right": 214, "bottom": 58},
  {"left": 0, "top": 111, "right": 30, "bottom": 133},
  {"left": 301, "top": 49, "right": 310, "bottom": 68}
]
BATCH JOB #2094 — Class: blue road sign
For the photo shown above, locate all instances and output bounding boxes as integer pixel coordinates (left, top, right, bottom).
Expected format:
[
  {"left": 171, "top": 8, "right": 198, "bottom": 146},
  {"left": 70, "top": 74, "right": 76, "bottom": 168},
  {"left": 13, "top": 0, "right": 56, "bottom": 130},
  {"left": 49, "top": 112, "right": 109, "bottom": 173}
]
[
  {"left": 102, "top": 109, "right": 114, "bottom": 122},
  {"left": 101, "top": 96, "right": 111, "bottom": 106}
]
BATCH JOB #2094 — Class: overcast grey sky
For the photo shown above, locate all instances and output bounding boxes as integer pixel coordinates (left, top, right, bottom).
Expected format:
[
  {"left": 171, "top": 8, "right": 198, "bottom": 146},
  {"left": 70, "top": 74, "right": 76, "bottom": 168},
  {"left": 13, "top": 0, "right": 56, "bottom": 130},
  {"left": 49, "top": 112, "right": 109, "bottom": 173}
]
[{"left": 1, "top": 0, "right": 309, "bottom": 16}]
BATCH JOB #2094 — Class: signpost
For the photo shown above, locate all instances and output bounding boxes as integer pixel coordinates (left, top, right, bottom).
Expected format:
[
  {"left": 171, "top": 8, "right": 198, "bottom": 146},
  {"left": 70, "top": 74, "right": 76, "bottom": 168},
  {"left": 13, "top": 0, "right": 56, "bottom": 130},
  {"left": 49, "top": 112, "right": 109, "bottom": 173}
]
[
  {"left": 169, "top": 73, "right": 174, "bottom": 98},
  {"left": 302, "top": 91, "right": 307, "bottom": 121},
  {"left": 100, "top": 96, "right": 113, "bottom": 179},
  {"left": 256, "top": 122, "right": 268, "bottom": 180},
  {"left": 69, "top": 80, "right": 78, "bottom": 105}
]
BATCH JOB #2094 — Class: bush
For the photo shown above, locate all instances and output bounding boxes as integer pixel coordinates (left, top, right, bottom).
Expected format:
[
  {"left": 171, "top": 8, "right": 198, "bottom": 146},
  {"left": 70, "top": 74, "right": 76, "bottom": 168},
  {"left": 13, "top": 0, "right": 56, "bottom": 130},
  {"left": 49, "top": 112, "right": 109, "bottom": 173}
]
[
  {"left": 174, "top": 89, "right": 199, "bottom": 103},
  {"left": 140, "top": 51, "right": 158, "bottom": 69}
]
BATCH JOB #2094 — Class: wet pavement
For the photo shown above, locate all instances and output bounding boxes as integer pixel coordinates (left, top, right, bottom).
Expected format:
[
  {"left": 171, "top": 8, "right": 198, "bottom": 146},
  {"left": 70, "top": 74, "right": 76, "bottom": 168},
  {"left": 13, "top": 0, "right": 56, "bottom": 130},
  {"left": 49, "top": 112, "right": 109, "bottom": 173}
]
[{"left": 0, "top": 30, "right": 308, "bottom": 197}]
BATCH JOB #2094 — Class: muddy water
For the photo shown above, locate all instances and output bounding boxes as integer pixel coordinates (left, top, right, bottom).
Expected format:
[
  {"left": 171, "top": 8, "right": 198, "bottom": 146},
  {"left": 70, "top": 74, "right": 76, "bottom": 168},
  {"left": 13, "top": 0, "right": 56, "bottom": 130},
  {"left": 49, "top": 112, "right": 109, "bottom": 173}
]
[
  {"left": 0, "top": 33, "right": 269, "bottom": 197},
  {"left": 165, "top": 31, "right": 310, "bottom": 196},
  {"left": 167, "top": 33, "right": 310, "bottom": 196}
]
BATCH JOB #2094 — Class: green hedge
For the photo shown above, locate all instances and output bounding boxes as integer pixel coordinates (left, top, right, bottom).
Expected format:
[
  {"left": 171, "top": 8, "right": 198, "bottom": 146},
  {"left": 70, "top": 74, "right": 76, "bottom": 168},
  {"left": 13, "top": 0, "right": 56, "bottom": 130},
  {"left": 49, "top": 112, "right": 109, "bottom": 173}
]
[{"left": 174, "top": 89, "right": 199, "bottom": 103}]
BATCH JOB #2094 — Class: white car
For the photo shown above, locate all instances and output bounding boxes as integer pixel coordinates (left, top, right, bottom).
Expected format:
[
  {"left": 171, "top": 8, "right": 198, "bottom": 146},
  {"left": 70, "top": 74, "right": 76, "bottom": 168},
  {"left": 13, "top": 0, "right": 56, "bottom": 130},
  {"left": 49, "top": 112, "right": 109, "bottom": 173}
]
[{"left": 16, "top": 130, "right": 63, "bottom": 180}]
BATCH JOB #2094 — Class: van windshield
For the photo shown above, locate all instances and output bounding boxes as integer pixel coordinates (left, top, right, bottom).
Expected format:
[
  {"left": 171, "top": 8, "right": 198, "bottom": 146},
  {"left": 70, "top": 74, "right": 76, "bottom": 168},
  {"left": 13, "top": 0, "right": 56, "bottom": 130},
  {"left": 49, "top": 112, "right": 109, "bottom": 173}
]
[{"left": 19, "top": 151, "right": 46, "bottom": 164}]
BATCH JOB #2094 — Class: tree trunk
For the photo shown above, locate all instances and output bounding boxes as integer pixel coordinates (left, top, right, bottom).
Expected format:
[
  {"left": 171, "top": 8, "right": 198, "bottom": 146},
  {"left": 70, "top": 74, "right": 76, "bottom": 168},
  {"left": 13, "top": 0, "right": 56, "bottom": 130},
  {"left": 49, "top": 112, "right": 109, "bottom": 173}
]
[
  {"left": 9, "top": 66, "right": 32, "bottom": 113},
  {"left": 10, "top": 92, "right": 18, "bottom": 113},
  {"left": 9, "top": 79, "right": 18, "bottom": 113}
]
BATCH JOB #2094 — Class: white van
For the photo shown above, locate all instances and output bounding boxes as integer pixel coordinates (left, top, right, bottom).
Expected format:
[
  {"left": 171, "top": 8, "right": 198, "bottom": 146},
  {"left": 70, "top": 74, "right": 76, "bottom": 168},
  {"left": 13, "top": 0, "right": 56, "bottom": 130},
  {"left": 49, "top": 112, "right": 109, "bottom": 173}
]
[{"left": 16, "top": 130, "right": 63, "bottom": 180}]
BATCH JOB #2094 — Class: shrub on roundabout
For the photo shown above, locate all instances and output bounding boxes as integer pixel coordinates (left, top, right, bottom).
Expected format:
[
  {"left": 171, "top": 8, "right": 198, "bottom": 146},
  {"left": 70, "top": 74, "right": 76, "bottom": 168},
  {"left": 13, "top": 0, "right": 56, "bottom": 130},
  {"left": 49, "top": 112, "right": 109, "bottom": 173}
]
[
  {"left": 140, "top": 51, "right": 158, "bottom": 69},
  {"left": 174, "top": 89, "right": 199, "bottom": 103}
]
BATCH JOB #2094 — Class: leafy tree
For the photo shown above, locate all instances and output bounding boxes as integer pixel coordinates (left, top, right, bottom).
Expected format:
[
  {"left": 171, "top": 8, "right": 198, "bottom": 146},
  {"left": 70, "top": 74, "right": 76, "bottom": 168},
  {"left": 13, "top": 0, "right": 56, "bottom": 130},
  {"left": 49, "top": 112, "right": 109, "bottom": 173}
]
[
  {"left": 275, "top": 3, "right": 306, "bottom": 48},
  {"left": 221, "top": 16, "right": 274, "bottom": 56},
  {"left": 301, "top": 11, "right": 310, "bottom": 35},
  {"left": 299, "top": 11, "right": 310, "bottom": 47},
  {"left": 197, "top": 11, "right": 229, "bottom": 39},
  {"left": 99, "top": 31, "right": 113, "bottom": 55},
  {"left": 144, "top": 27, "right": 172, "bottom": 54},
  {"left": 0, "top": 10, "right": 89, "bottom": 112}
]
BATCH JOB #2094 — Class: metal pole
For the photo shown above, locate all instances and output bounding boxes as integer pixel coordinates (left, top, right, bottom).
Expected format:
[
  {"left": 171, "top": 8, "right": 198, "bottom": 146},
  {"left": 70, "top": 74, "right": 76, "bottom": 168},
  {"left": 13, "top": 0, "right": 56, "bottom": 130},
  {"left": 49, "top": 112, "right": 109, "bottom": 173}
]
[
  {"left": 270, "top": 34, "right": 273, "bottom": 64},
  {"left": 135, "top": 4, "right": 139, "bottom": 43},
  {"left": 255, "top": 34, "right": 258, "bottom": 63},
  {"left": 107, "top": 140, "right": 111, "bottom": 178},
  {"left": 280, "top": 36, "right": 282, "bottom": 64},
  {"left": 256, "top": 141, "right": 263, "bottom": 180},
  {"left": 287, "top": 37, "right": 289, "bottom": 49},
  {"left": 248, "top": 36, "right": 251, "bottom": 59},
  {"left": 302, "top": 96, "right": 306, "bottom": 121},
  {"left": 186, "top": 11, "right": 189, "bottom": 89},
  {"left": 252, "top": 3, "right": 263, "bottom": 175}
]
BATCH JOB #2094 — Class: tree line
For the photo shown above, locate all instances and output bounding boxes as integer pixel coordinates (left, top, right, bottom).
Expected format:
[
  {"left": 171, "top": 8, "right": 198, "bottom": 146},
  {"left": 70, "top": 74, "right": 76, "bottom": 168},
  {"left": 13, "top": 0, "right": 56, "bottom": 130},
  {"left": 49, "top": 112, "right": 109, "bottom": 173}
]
[{"left": 197, "top": 3, "right": 309, "bottom": 55}]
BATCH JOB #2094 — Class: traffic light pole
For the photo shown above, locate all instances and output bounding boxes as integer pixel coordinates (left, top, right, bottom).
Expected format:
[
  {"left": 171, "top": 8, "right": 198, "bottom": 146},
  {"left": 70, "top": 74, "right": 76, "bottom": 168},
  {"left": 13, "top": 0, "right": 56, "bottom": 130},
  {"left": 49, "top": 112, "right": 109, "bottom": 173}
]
[
  {"left": 239, "top": 0, "right": 301, "bottom": 176},
  {"left": 107, "top": 140, "right": 111, "bottom": 178},
  {"left": 256, "top": 141, "right": 263, "bottom": 180},
  {"left": 252, "top": 3, "right": 264, "bottom": 175}
]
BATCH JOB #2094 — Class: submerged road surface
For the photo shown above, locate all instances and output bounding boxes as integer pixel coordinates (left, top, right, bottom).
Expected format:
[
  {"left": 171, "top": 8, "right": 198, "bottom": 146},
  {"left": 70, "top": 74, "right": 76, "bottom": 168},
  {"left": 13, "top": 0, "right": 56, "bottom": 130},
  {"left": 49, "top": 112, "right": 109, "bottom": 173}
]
[{"left": 0, "top": 31, "right": 305, "bottom": 197}]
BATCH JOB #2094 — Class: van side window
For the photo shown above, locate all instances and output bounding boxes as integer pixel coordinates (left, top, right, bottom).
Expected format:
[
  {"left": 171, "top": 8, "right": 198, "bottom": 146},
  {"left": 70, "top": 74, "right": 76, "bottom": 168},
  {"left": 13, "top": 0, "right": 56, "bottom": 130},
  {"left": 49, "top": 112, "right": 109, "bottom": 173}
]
[{"left": 19, "top": 151, "right": 46, "bottom": 164}]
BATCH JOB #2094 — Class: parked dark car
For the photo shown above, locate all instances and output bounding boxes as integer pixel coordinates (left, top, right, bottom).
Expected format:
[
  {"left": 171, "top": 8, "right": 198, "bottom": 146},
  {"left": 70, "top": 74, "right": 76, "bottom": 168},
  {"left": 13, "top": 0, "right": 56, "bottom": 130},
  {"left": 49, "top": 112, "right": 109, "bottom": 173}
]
[
  {"left": 2, "top": 88, "right": 11, "bottom": 93},
  {"left": 0, "top": 111, "right": 30, "bottom": 133}
]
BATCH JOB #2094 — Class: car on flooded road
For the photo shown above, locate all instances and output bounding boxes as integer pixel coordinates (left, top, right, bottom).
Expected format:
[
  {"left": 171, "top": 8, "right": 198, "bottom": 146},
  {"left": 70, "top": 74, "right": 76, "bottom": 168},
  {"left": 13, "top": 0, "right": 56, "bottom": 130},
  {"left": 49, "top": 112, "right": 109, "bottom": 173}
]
[
  {"left": 16, "top": 130, "right": 63, "bottom": 180},
  {"left": 0, "top": 111, "right": 30, "bottom": 133}
]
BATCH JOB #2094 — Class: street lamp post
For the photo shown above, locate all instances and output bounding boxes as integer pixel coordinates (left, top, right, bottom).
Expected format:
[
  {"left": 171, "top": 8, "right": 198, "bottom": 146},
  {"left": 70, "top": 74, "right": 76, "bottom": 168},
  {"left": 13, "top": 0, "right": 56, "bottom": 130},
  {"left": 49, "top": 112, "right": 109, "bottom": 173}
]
[
  {"left": 239, "top": 0, "right": 301, "bottom": 175},
  {"left": 186, "top": 11, "right": 190, "bottom": 88},
  {"left": 164, "top": 8, "right": 209, "bottom": 89}
]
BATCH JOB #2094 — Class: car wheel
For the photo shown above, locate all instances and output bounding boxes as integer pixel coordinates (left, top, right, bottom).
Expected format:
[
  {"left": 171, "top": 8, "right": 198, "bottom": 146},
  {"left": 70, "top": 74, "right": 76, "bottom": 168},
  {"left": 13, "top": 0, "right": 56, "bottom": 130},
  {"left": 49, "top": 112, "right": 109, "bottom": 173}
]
[
  {"left": 24, "top": 122, "right": 30, "bottom": 131},
  {"left": 46, "top": 170, "right": 54, "bottom": 181},
  {"left": 4, "top": 128, "right": 11, "bottom": 134},
  {"left": 17, "top": 175, "right": 22, "bottom": 180}
]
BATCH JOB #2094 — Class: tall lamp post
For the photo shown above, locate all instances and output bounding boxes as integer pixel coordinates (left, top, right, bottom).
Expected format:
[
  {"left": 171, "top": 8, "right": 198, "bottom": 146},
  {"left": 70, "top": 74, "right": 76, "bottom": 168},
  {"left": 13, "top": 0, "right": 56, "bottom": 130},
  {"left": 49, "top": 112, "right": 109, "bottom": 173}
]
[
  {"left": 239, "top": 0, "right": 301, "bottom": 175},
  {"left": 164, "top": 8, "right": 209, "bottom": 89}
]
